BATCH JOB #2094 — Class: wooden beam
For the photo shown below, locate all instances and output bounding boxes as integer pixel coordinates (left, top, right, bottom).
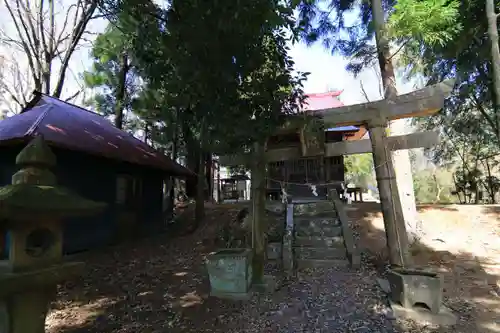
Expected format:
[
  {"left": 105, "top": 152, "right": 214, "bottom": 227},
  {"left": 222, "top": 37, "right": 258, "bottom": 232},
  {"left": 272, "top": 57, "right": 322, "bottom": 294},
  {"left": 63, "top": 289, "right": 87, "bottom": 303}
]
[
  {"left": 218, "top": 131, "right": 439, "bottom": 165},
  {"left": 312, "top": 80, "right": 454, "bottom": 127},
  {"left": 324, "top": 131, "right": 438, "bottom": 156}
]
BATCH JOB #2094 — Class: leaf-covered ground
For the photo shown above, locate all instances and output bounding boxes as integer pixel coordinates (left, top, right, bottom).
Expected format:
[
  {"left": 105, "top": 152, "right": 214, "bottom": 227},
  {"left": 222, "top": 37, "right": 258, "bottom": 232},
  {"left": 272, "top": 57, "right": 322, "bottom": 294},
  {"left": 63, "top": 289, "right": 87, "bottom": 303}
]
[{"left": 46, "top": 202, "right": 500, "bottom": 332}]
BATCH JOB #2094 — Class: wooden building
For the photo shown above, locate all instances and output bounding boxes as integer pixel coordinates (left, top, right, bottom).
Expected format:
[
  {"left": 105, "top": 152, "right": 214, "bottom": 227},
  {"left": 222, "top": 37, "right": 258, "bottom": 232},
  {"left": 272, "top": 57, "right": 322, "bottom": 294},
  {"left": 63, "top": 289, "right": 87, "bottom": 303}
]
[
  {"left": 0, "top": 92, "right": 194, "bottom": 254},
  {"left": 266, "top": 91, "right": 366, "bottom": 198}
]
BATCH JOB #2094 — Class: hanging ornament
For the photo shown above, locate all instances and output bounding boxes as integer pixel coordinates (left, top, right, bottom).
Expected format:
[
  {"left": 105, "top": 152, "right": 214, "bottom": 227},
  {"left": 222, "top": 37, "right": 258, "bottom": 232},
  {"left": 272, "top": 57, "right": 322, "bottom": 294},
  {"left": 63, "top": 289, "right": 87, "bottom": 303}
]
[
  {"left": 280, "top": 182, "right": 288, "bottom": 203},
  {"left": 309, "top": 184, "right": 318, "bottom": 197}
]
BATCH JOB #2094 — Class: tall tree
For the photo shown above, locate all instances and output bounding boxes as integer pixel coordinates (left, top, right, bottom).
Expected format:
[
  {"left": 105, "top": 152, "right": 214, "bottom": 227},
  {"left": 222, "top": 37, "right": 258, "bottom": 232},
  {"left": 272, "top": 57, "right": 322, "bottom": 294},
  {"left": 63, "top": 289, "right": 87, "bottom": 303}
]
[
  {"left": 97, "top": 0, "right": 305, "bottom": 284},
  {"left": 486, "top": 0, "right": 500, "bottom": 115},
  {"left": 83, "top": 22, "right": 140, "bottom": 129},
  {"left": 0, "top": 0, "right": 98, "bottom": 109}
]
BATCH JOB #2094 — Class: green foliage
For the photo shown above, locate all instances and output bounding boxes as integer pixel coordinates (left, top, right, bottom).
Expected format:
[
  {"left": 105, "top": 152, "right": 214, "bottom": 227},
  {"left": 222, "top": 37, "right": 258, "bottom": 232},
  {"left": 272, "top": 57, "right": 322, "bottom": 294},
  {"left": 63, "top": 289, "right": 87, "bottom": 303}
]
[
  {"left": 82, "top": 19, "right": 141, "bottom": 131},
  {"left": 412, "top": 168, "right": 456, "bottom": 204},
  {"left": 344, "top": 153, "right": 374, "bottom": 189},
  {"left": 296, "top": 0, "right": 460, "bottom": 75},
  {"left": 400, "top": 0, "right": 500, "bottom": 164},
  {"left": 85, "top": 0, "right": 306, "bottom": 159},
  {"left": 157, "top": 0, "right": 306, "bottom": 153},
  {"left": 388, "top": 0, "right": 461, "bottom": 47}
]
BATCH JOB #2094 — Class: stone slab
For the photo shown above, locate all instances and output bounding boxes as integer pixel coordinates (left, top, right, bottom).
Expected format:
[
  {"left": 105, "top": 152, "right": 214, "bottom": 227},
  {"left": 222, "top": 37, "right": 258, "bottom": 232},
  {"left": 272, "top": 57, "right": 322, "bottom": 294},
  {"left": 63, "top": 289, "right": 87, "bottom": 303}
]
[
  {"left": 377, "top": 278, "right": 457, "bottom": 326},
  {"left": 389, "top": 300, "right": 457, "bottom": 326},
  {"left": 294, "top": 247, "right": 347, "bottom": 260},
  {"left": 296, "top": 258, "right": 350, "bottom": 270}
]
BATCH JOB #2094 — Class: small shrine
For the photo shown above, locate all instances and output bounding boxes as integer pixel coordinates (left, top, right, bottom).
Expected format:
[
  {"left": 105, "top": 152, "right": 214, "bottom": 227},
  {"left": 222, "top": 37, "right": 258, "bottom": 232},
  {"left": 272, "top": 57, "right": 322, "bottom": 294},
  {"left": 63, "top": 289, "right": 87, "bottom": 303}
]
[{"left": 0, "top": 135, "right": 106, "bottom": 332}]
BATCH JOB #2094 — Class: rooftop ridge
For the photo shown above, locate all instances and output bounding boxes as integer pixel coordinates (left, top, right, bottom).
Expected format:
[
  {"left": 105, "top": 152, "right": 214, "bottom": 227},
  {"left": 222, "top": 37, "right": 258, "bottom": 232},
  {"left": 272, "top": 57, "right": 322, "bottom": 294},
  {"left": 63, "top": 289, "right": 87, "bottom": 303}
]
[{"left": 305, "top": 90, "right": 343, "bottom": 98}]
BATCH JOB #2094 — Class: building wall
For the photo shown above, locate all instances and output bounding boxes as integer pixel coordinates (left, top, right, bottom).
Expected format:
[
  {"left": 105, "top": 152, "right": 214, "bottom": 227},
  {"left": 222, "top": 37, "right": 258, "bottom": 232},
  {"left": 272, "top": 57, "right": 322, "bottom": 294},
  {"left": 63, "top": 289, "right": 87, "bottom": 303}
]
[{"left": 0, "top": 144, "right": 165, "bottom": 254}]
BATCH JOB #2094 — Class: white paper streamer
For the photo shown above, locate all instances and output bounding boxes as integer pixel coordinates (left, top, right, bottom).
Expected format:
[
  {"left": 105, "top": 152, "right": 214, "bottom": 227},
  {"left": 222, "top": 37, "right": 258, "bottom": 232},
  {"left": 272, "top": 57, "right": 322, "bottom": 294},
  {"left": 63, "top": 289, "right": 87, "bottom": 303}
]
[{"left": 309, "top": 184, "right": 318, "bottom": 197}]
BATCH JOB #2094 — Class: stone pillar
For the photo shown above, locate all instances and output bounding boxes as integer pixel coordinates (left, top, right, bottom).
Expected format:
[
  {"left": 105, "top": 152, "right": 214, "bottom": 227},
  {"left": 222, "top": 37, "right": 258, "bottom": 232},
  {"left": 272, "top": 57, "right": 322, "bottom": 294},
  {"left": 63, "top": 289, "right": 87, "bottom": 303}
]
[
  {"left": 0, "top": 136, "right": 106, "bottom": 333},
  {"left": 367, "top": 116, "right": 411, "bottom": 268}
]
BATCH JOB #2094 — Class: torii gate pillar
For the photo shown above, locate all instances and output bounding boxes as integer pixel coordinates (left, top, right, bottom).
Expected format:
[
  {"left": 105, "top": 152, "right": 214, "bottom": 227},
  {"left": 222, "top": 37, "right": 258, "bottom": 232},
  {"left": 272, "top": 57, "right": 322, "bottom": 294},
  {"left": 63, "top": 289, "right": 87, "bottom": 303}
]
[{"left": 367, "top": 116, "right": 411, "bottom": 267}]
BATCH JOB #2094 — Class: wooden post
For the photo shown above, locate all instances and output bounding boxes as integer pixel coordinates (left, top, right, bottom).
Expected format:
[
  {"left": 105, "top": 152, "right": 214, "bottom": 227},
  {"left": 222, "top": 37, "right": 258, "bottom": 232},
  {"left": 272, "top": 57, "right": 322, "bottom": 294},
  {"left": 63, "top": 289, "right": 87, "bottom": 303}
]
[
  {"left": 367, "top": 116, "right": 411, "bottom": 267},
  {"left": 251, "top": 142, "right": 266, "bottom": 285}
]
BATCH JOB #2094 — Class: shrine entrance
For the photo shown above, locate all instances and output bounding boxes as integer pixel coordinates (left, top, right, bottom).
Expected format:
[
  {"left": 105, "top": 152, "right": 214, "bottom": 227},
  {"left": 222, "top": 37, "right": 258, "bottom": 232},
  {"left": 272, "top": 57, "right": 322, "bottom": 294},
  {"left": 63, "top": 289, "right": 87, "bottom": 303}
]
[{"left": 219, "top": 79, "right": 454, "bottom": 270}]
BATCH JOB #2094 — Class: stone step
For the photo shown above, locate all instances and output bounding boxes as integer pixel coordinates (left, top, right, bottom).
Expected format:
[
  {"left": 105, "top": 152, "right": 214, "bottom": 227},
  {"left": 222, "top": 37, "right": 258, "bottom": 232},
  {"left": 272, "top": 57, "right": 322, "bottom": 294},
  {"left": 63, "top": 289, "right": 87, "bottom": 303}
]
[
  {"left": 295, "top": 236, "right": 345, "bottom": 248},
  {"left": 296, "top": 258, "right": 350, "bottom": 270},
  {"left": 293, "top": 201, "right": 336, "bottom": 217},
  {"left": 294, "top": 217, "right": 341, "bottom": 228},
  {"left": 295, "top": 225, "right": 342, "bottom": 237},
  {"left": 294, "top": 247, "right": 347, "bottom": 260}
]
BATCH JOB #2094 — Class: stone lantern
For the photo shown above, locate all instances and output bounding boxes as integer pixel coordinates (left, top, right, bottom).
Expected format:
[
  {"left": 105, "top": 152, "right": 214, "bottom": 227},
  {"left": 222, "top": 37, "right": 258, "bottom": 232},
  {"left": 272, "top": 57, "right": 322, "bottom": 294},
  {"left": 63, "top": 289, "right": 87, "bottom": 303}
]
[{"left": 0, "top": 136, "right": 106, "bottom": 333}]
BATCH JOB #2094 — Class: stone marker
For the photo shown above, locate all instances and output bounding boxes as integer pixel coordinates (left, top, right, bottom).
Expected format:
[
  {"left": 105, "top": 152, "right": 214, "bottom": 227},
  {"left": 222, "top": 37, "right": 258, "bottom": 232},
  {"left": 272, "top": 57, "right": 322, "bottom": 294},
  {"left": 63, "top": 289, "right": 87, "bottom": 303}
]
[
  {"left": 0, "top": 136, "right": 106, "bottom": 333},
  {"left": 387, "top": 268, "right": 443, "bottom": 313},
  {"left": 377, "top": 268, "right": 457, "bottom": 326}
]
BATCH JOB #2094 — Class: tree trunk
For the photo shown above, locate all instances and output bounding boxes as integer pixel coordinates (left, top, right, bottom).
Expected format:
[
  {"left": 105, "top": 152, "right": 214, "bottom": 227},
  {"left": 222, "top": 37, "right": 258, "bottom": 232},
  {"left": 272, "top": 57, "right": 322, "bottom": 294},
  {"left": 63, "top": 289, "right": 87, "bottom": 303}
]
[
  {"left": 195, "top": 123, "right": 206, "bottom": 224},
  {"left": 195, "top": 148, "right": 206, "bottom": 224},
  {"left": 484, "top": 159, "right": 496, "bottom": 203},
  {"left": 114, "top": 53, "right": 130, "bottom": 130},
  {"left": 185, "top": 147, "right": 199, "bottom": 198},
  {"left": 183, "top": 122, "right": 199, "bottom": 198},
  {"left": 251, "top": 141, "right": 266, "bottom": 286},
  {"left": 371, "top": 0, "right": 413, "bottom": 267},
  {"left": 205, "top": 153, "right": 214, "bottom": 201},
  {"left": 486, "top": 0, "right": 500, "bottom": 127},
  {"left": 167, "top": 119, "right": 180, "bottom": 213}
]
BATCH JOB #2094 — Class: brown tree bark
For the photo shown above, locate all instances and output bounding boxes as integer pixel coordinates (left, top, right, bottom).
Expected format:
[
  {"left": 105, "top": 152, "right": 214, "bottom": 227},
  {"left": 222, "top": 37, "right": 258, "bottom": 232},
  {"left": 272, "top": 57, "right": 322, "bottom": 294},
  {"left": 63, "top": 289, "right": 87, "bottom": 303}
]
[
  {"left": 195, "top": 124, "right": 206, "bottom": 224},
  {"left": 370, "top": 0, "right": 413, "bottom": 267},
  {"left": 486, "top": 0, "right": 500, "bottom": 141},
  {"left": 114, "top": 53, "right": 130, "bottom": 130}
]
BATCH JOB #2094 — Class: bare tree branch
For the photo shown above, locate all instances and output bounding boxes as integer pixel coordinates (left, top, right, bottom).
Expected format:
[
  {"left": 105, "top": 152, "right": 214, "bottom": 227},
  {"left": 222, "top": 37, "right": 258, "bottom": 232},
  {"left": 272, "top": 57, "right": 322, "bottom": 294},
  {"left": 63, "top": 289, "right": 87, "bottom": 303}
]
[
  {"left": 359, "top": 80, "right": 371, "bottom": 103},
  {"left": 0, "top": 0, "right": 99, "bottom": 103},
  {"left": 52, "top": 0, "right": 98, "bottom": 97},
  {"left": 0, "top": 56, "right": 32, "bottom": 113},
  {"left": 64, "top": 89, "right": 82, "bottom": 102}
]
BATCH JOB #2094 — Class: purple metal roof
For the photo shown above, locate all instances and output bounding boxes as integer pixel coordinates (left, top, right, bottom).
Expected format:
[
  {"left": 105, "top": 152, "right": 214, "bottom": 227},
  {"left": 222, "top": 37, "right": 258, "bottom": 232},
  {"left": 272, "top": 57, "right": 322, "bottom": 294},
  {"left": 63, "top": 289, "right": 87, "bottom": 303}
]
[{"left": 0, "top": 92, "right": 194, "bottom": 177}]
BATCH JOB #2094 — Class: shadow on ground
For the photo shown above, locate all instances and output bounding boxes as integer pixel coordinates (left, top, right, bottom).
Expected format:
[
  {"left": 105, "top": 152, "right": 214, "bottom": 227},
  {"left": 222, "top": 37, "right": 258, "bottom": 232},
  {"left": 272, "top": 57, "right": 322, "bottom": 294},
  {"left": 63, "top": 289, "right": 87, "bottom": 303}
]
[
  {"left": 48, "top": 203, "right": 249, "bottom": 333},
  {"left": 348, "top": 202, "right": 500, "bottom": 332},
  {"left": 48, "top": 202, "right": 500, "bottom": 333}
]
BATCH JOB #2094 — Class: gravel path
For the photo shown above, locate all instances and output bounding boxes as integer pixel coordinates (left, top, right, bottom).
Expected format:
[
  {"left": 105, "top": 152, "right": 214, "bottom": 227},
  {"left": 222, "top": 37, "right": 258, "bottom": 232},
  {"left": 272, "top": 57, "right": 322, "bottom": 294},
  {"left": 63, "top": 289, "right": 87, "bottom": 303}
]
[{"left": 228, "top": 264, "right": 399, "bottom": 333}]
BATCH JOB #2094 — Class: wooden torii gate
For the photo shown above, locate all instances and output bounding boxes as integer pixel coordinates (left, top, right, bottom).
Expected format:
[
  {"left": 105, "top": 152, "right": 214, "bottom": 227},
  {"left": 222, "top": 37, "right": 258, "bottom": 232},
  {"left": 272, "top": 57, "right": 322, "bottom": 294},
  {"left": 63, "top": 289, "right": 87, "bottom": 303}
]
[{"left": 219, "top": 80, "right": 454, "bottom": 282}]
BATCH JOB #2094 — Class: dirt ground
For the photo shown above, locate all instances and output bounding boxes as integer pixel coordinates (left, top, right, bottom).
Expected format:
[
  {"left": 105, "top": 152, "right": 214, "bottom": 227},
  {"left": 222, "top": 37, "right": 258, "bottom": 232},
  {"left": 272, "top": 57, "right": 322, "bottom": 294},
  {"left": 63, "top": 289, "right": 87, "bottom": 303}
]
[
  {"left": 46, "top": 202, "right": 500, "bottom": 332},
  {"left": 348, "top": 203, "right": 500, "bottom": 332}
]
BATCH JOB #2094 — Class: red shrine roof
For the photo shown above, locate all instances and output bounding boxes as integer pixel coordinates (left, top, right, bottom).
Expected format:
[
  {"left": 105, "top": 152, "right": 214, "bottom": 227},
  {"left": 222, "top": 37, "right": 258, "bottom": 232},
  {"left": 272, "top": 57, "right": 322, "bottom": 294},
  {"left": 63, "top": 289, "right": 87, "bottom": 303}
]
[
  {"left": 0, "top": 92, "right": 194, "bottom": 177},
  {"left": 302, "top": 90, "right": 367, "bottom": 140},
  {"left": 302, "top": 91, "right": 345, "bottom": 111}
]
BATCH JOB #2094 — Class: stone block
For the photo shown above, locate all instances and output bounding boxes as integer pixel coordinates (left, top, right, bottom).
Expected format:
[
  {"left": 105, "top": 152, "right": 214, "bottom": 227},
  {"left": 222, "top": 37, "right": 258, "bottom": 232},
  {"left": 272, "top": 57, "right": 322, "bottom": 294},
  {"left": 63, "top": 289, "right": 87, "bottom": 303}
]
[
  {"left": 387, "top": 268, "right": 443, "bottom": 314},
  {"left": 206, "top": 249, "right": 253, "bottom": 298},
  {"left": 389, "top": 300, "right": 457, "bottom": 326}
]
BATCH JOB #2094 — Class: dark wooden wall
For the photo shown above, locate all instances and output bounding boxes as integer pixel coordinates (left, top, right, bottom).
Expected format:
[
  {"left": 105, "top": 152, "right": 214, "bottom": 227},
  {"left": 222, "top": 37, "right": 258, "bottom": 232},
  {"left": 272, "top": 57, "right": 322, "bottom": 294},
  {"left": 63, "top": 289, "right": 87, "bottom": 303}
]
[
  {"left": 0, "top": 144, "right": 165, "bottom": 254},
  {"left": 265, "top": 130, "right": 347, "bottom": 198}
]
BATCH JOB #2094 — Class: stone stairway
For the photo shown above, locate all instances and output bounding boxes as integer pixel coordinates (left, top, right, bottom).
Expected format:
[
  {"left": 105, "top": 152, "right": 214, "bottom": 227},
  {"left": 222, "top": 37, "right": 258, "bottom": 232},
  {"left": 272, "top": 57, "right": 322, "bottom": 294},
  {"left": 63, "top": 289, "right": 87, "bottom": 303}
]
[{"left": 284, "top": 194, "right": 360, "bottom": 272}]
